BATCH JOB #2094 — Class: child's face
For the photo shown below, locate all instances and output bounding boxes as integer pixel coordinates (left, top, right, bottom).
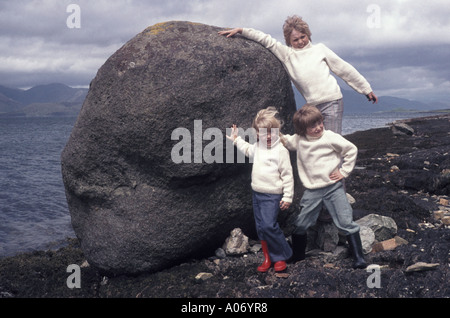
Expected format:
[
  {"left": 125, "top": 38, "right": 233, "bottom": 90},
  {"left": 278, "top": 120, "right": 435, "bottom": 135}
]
[
  {"left": 257, "top": 128, "right": 279, "bottom": 148},
  {"left": 290, "top": 29, "right": 310, "bottom": 49},
  {"left": 306, "top": 121, "right": 324, "bottom": 138}
]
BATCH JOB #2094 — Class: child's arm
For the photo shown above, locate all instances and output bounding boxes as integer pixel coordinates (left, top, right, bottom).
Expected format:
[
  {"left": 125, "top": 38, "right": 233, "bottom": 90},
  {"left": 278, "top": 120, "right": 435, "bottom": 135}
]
[
  {"left": 322, "top": 44, "right": 375, "bottom": 100},
  {"left": 225, "top": 124, "right": 239, "bottom": 141},
  {"left": 279, "top": 148, "right": 294, "bottom": 210},
  {"left": 330, "top": 133, "right": 358, "bottom": 179},
  {"left": 329, "top": 170, "right": 345, "bottom": 182},
  {"left": 281, "top": 134, "right": 298, "bottom": 151},
  {"left": 227, "top": 124, "right": 253, "bottom": 158},
  {"left": 218, "top": 28, "right": 243, "bottom": 37},
  {"left": 219, "top": 28, "right": 290, "bottom": 63}
]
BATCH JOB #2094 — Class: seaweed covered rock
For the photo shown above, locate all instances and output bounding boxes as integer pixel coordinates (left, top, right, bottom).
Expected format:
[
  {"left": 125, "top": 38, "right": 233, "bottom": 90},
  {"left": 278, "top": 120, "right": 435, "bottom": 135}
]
[{"left": 61, "top": 21, "right": 297, "bottom": 274}]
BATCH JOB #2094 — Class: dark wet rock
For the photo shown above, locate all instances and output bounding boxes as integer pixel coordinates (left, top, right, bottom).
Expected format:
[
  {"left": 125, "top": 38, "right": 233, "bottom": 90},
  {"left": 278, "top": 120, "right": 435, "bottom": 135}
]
[{"left": 60, "top": 21, "right": 297, "bottom": 275}]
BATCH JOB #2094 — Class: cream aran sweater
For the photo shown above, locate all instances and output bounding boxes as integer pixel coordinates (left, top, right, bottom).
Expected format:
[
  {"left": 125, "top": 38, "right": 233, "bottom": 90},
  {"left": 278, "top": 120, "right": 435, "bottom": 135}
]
[
  {"left": 283, "top": 130, "right": 358, "bottom": 190},
  {"left": 242, "top": 28, "right": 373, "bottom": 105},
  {"left": 234, "top": 137, "right": 294, "bottom": 203}
]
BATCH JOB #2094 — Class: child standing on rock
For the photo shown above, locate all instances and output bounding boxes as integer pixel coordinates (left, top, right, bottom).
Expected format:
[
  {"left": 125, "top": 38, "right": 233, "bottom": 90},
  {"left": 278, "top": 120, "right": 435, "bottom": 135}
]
[
  {"left": 227, "top": 107, "right": 294, "bottom": 272},
  {"left": 219, "top": 15, "right": 378, "bottom": 136},
  {"left": 284, "top": 105, "right": 366, "bottom": 269}
]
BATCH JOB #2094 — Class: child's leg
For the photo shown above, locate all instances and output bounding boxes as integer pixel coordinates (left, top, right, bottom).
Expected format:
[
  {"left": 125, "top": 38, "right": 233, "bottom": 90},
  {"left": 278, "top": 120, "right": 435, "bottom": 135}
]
[
  {"left": 252, "top": 192, "right": 292, "bottom": 262},
  {"left": 315, "top": 99, "right": 343, "bottom": 135},
  {"left": 322, "top": 182, "right": 366, "bottom": 268},
  {"left": 293, "top": 188, "right": 324, "bottom": 235},
  {"left": 321, "top": 182, "right": 359, "bottom": 235},
  {"left": 252, "top": 192, "right": 265, "bottom": 241}
]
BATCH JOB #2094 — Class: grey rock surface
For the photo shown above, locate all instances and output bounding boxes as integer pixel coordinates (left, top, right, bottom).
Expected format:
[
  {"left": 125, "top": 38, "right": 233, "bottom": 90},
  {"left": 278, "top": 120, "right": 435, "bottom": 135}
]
[{"left": 61, "top": 21, "right": 297, "bottom": 274}]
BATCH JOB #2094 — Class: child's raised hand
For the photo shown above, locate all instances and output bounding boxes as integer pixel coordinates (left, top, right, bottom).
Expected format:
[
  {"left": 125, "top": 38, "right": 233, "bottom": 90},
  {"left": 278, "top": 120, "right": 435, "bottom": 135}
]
[
  {"left": 226, "top": 124, "right": 238, "bottom": 141},
  {"left": 218, "top": 28, "right": 243, "bottom": 38}
]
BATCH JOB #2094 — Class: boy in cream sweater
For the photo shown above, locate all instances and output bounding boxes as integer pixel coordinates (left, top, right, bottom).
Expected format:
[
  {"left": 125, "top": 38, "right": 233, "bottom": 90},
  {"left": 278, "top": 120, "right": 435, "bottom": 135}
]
[
  {"left": 283, "top": 105, "right": 366, "bottom": 269},
  {"left": 227, "top": 107, "right": 294, "bottom": 272}
]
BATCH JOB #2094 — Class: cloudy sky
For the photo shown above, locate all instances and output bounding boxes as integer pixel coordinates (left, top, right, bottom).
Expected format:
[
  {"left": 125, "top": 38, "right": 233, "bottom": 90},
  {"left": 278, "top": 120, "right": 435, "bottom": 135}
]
[{"left": 1, "top": 0, "right": 449, "bottom": 103}]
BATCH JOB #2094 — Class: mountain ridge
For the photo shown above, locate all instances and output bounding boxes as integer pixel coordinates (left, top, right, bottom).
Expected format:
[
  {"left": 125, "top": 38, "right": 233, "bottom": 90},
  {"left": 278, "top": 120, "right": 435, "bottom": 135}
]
[
  {"left": 293, "top": 88, "right": 450, "bottom": 114},
  {"left": 1, "top": 82, "right": 449, "bottom": 117},
  {"left": 0, "top": 83, "right": 88, "bottom": 117}
]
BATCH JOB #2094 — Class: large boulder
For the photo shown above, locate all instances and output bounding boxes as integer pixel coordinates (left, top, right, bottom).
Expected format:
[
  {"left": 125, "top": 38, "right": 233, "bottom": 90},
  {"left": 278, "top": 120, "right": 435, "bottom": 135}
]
[{"left": 61, "top": 21, "right": 297, "bottom": 274}]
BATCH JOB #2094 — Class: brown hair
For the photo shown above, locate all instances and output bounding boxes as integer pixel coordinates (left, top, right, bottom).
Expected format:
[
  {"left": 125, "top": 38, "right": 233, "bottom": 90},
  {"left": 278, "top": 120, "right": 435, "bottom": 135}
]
[
  {"left": 283, "top": 15, "right": 312, "bottom": 46},
  {"left": 293, "top": 105, "right": 323, "bottom": 136}
]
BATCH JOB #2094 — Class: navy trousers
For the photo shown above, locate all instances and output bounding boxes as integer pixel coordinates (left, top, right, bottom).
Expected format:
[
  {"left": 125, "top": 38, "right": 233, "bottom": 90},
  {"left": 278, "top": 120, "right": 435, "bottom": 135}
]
[{"left": 252, "top": 191, "right": 293, "bottom": 262}]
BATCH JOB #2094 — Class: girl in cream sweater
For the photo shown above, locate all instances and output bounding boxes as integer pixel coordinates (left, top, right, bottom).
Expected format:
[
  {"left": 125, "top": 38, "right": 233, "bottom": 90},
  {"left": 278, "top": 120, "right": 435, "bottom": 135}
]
[
  {"left": 227, "top": 107, "right": 293, "bottom": 272},
  {"left": 219, "top": 15, "right": 378, "bottom": 135}
]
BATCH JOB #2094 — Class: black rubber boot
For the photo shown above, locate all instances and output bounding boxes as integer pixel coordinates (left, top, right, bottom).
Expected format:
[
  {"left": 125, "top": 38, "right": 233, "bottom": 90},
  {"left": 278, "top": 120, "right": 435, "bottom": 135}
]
[
  {"left": 346, "top": 231, "right": 367, "bottom": 269},
  {"left": 290, "top": 234, "right": 307, "bottom": 263}
]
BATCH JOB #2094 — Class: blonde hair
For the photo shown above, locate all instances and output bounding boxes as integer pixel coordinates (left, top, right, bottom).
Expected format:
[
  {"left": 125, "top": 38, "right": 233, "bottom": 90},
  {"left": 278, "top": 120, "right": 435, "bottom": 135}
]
[
  {"left": 293, "top": 104, "right": 323, "bottom": 136},
  {"left": 252, "top": 106, "right": 285, "bottom": 145},
  {"left": 283, "top": 15, "right": 312, "bottom": 46}
]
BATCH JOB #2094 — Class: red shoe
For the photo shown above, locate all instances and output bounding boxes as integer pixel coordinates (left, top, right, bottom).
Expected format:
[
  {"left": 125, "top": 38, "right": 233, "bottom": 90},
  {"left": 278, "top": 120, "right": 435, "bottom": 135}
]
[
  {"left": 274, "top": 261, "right": 287, "bottom": 272},
  {"left": 257, "top": 241, "right": 271, "bottom": 272}
]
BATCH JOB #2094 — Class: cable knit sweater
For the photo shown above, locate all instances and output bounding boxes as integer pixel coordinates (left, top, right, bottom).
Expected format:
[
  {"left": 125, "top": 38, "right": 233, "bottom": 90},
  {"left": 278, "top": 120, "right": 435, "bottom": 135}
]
[
  {"left": 234, "top": 137, "right": 294, "bottom": 203},
  {"left": 283, "top": 130, "right": 357, "bottom": 190},
  {"left": 242, "top": 28, "right": 373, "bottom": 105}
]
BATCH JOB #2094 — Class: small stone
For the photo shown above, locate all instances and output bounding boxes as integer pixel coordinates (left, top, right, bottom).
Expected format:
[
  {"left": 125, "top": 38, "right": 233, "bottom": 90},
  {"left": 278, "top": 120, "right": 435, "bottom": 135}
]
[
  {"left": 346, "top": 193, "right": 356, "bottom": 204},
  {"left": 441, "top": 216, "right": 450, "bottom": 225},
  {"left": 359, "top": 225, "right": 375, "bottom": 254},
  {"left": 356, "top": 214, "right": 397, "bottom": 241},
  {"left": 223, "top": 228, "right": 250, "bottom": 255},
  {"left": 433, "top": 210, "right": 445, "bottom": 220},
  {"left": 195, "top": 272, "right": 213, "bottom": 281},
  {"left": 386, "top": 153, "right": 400, "bottom": 158},
  {"left": 391, "top": 122, "right": 414, "bottom": 136},
  {"left": 275, "top": 273, "right": 290, "bottom": 278},
  {"left": 390, "top": 165, "right": 400, "bottom": 172},
  {"left": 250, "top": 244, "right": 261, "bottom": 253},
  {"left": 405, "top": 262, "right": 439, "bottom": 273},
  {"left": 371, "top": 236, "right": 408, "bottom": 253},
  {"left": 439, "top": 198, "right": 449, "bottom": 206},
  {"left": 215, "top": 248, "right": 226, "bottom": 259}
]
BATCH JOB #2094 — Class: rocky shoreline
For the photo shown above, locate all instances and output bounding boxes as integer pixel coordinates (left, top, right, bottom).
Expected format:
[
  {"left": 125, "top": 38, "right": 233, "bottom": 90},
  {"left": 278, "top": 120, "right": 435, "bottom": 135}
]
[{"left": 0, "top": 114, "right": 449, "bottom": 300}]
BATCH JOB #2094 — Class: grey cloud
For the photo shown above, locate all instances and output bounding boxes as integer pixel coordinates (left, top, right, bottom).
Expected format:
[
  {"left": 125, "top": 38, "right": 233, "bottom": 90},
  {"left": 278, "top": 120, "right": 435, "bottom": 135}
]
[{"left": 0, "top": 0, "right": 449, "bottom": 103}]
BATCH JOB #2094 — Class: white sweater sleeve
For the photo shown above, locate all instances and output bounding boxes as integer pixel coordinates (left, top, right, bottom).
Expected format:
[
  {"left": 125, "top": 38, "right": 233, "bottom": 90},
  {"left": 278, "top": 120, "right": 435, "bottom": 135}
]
[
  {"left": 278, "top": 147, "right": 294, "bottom": 203},
  {"left": 281, "top": 134, "right": 299, "bottom": 151},
  {"left": 242, "top": 28, "right": 291, "bottom": 63},
  {"left": 328, "top": 133, "right": 358, "bottom": 177},
  {"left": 321, "top": 44, "right": 373, "bottom": 95},
  {"left": 234, "top": 136, "right": 254, "bottom": 158}
]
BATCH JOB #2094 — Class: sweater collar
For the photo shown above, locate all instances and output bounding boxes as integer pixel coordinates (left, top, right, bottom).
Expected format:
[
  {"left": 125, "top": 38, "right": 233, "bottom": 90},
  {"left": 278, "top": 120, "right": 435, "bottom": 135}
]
[
  {"left": 258, "top": 136, "right": 281, "bottom": 149},
  {"left": 293, "top": 41, "right": 313, "bottom": 51},
  {"left": 305, "top": 130, "right": 325, "bottom": 141}
]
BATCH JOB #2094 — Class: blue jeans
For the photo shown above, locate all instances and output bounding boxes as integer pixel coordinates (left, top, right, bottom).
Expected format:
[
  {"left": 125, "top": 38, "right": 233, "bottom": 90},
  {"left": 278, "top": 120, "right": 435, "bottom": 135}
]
[
  {"left": 316, "top": 99, "right": 344, "bottom": 134},
  {"left": 252, "top": 191, "right": 293, "bottom": 262},
  {"left": 293, "top": 181, "right": 360, "bottom": 236}
]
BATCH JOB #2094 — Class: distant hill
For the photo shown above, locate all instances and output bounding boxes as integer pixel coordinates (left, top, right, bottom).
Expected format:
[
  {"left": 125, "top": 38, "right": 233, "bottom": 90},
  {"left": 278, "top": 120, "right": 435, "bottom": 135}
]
[
  {"left": 0, "top": 83, "right": 88, "bottom": 117},
  {"left": 1, "top": 82, "right": 448, "bottom": 117},
  {"left": 293, "top": 87, "right": 450, "bottom": 114}
]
